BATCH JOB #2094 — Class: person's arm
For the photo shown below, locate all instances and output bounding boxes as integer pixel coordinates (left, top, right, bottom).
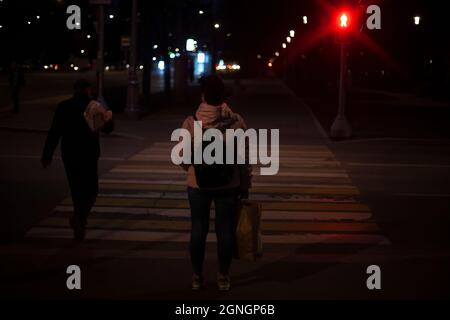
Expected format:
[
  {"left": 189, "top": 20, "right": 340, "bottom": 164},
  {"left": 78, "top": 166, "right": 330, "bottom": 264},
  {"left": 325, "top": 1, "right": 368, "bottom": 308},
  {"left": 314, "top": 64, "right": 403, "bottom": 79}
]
[{"left": 41, "top": 106, "right": 63, "bottom": 168}]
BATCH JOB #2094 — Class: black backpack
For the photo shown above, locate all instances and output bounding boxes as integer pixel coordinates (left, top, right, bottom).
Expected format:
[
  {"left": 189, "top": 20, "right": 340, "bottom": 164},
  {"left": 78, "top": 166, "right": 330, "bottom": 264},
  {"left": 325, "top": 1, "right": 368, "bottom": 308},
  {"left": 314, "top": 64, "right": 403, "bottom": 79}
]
[{"left": 191, "top": 115, "right": 235, "bottom": 189}]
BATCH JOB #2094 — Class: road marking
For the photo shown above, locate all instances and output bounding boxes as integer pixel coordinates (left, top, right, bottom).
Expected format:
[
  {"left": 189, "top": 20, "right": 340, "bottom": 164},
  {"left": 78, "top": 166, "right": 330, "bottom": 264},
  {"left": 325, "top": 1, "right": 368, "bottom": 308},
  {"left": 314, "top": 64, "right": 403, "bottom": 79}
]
[
  {"left": 96, "top": 191, "right": 358, "bottom": 203},
  {"left": 98, "top": 183, "right": 360, "bottom": 195},
  {"left": 54, "top": 205, "right": 372, "bottom": 221},
  {"left": 25, "top": 141, "right": 389, "bottom": 249},
  {"left": 99, "top": 178, "right": 359, "bottom": 190},
  {"left": 38, "top": 217, "right": 381, "bottom": 233},
  {"left": 26, "top": 227, "right": 389, "bottom": 244},
  {"left": 61, "top": 197, "right": 370, "bottom": 212},
  {"left": 110, "top": 167, "right": 350, "bottom": 178}
]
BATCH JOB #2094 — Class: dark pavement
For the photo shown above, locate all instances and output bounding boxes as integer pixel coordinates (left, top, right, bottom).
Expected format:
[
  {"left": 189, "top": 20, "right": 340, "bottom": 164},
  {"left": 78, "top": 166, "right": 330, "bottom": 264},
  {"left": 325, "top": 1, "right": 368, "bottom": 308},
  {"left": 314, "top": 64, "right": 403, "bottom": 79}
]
[{"left": 0, "top": 78, "right": 449, "bottom": 299}]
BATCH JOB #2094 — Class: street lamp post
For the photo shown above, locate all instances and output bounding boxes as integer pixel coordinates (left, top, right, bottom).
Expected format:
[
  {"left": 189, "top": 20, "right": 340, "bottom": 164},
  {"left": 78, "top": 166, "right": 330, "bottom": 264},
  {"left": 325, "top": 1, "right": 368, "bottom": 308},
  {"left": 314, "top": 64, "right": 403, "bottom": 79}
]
[
  {"left": 125, "top": 0, "right": 141, "bottom": 116},
  {"left": 330, "top": 42, "right": 352, "bottom": 138},
  {"left": 96, "top": 4, "right": 105, "bottom": 104}
]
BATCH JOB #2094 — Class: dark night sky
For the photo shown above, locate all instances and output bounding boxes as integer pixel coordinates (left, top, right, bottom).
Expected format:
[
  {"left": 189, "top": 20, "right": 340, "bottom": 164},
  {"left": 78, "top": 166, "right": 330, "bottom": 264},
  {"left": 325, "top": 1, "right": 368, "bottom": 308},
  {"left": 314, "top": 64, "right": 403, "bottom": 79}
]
[{"left": 0, "top": 0, "right": 448, "bottom": 77}]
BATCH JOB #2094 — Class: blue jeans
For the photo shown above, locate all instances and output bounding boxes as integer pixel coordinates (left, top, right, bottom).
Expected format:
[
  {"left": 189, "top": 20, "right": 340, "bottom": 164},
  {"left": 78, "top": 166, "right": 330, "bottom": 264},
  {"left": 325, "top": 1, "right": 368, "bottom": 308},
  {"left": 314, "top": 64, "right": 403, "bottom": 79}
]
[{"left": 187, "top": 187, "right": 239, "bottom": 275}]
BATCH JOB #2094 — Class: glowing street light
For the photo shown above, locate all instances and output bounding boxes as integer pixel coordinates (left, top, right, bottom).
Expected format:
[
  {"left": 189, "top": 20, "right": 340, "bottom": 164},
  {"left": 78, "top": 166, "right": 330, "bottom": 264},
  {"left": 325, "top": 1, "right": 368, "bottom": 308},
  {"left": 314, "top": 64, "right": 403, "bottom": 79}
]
[
  {"left": 87, "top": 34, "right": 91, "bottom": 39},
  {"left": 414, "top": 16, "right": 421, "bottom": 25},
  {"left": 286, "top": 36, "right": 291, "bottom": 43},
  {"left": 289, "top": 30, "right": 295, "bottom": 37},
  {"left": 199, "top": 10, "right": 204, "bottom": 15},
  {"left": 214, "top": 23, "right": 220, "bottom": 29},
  {"left": 109, "top": 14, "right": 114, "bottom": 19},
  {"left": 302, "top": 16, "right": 308, "bottom": 24},
  {"left": 186, "top": 38, "right": 197, "bottom": 52},
  {"left": 282, "top": 43, "right": 287, "bottom": 49},
  {"left": 275, "top": 51, "right": 280, "bottom": 57}
]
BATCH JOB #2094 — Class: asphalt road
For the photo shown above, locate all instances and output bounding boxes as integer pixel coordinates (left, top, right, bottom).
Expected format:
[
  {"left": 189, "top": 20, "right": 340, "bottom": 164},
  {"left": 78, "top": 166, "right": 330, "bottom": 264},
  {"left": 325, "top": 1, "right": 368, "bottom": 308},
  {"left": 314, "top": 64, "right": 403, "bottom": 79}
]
[{"left": 0, "top": 78, "right": 449, "bottom": 299}]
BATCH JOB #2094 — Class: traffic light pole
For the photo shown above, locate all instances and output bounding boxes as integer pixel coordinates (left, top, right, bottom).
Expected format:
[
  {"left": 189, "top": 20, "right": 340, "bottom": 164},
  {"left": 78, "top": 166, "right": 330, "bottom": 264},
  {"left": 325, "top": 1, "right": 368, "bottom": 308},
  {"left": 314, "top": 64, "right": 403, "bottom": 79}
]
[{"left": 330, "top": 42, "right": 352, "bottom": 139}]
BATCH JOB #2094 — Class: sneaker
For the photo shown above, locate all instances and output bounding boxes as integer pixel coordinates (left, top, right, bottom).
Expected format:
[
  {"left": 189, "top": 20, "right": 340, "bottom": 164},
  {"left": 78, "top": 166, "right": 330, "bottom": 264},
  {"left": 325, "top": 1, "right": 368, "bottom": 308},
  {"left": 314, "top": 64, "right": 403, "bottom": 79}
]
[
  {"left": 191, "top": 274, "right": 206, "bottom": 291},
  {"left": 217, "top": 273, "right": 231, "bottom": 291},
  {"left": 69, "top": 216, "right": 86, "bottom": 241}
]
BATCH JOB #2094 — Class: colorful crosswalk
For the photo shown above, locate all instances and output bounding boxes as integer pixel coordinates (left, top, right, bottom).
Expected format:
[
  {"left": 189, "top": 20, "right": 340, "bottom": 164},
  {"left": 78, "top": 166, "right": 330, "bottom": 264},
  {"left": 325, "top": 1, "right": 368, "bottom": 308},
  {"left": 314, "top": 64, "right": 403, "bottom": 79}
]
[{"left": 26, "top": 142, "right": 390, "bottom": 259}]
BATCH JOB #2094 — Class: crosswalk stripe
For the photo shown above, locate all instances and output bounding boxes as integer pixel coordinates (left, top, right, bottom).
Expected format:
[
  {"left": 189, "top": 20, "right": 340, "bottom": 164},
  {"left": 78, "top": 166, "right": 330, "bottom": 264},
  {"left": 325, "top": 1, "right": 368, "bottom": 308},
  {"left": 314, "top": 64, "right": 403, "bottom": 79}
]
[
  {"left": 118, "top": 162, "right": 345, "bottom": 170},
  {"left": 60, "top": 197, "right": 370, "bottom": 212},
  {"left": 38, "top": 217, "right": 380, "bottom": 233},
  {"left": 151, "top": 142, "right": 332, "bottom": 150},
  {"left": 98, "top": 183, "right": 360, "bottom": 195},
  {"left": 95, "top": 192, "right": 358, "bottom": 203},
  {"left": 101, "top": 173, "right": 352, "bottom": 184},
  {"left": 110, "top": 167, "right": 350, "bottom": 178},
  {"left": 129, "top": 155, "right": 340, "bottom": 164},
  {"left": 26, "top": 228, "right": 390, "bottom": 245},
  {"left": 98, "top": 179, "right": 359, "bottom": 190},
  {"left": 54, "top": 206, "right": 372, "bottom": 221}
]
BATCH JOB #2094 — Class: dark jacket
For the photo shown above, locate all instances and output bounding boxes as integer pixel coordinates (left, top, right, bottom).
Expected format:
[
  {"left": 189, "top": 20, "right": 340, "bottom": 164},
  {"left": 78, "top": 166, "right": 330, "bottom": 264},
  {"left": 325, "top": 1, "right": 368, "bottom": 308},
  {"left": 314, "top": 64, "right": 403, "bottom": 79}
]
[{"left": 42, "top": 93, "right": 114, "bottom": 163}]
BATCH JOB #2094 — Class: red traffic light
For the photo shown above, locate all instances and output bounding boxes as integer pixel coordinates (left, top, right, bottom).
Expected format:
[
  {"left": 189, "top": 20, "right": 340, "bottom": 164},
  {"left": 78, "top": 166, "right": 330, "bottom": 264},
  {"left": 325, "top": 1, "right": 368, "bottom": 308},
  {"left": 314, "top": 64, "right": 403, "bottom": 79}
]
[
  {"left": 339, "top": 13, "right": 349, "bottom": 28},
  {"left": 335, "top": 9, "right": 359, "bottom": 43},
  {"left": 337, "top": 12, "right": 350, "bottom": 29}
]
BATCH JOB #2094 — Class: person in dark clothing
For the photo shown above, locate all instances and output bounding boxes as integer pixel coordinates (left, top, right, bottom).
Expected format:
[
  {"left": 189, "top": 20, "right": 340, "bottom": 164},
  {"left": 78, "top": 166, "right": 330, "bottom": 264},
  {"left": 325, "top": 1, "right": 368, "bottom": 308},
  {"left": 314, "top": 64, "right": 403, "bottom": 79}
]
[
  {"left": 8, "top": 61, "right": 25, "bottom": 114},
  {"left": 41, "top": 79, "right": 114, "bottom": 240},
  {"left": 180, "top": 75, "right": 252, "bottom": 291}
]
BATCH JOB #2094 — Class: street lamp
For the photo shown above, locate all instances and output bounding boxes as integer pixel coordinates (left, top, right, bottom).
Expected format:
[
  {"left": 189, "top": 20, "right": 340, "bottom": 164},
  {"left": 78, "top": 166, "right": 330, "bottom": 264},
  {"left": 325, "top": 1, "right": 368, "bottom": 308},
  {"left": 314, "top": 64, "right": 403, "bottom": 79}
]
[
  {"left": 282, "top": 43, "right": 287, "bottom": 49},
  {"left": 289, "top": 30, "right": 295, "bottom": 37},
  {"left": 414, "top": 16, "right": 421, "bottom": 25},
  {"left": 302, "top": 16, "right": 308, "bottom": 24},
  {"left": 286, "top": 36, "right": 291, "bottom": 43},
  {"left": 214, "top": 23, "right": 220, "bottom": 29},
  {"left": 125, "top": 0, "right": 141, "bottom": 116}
]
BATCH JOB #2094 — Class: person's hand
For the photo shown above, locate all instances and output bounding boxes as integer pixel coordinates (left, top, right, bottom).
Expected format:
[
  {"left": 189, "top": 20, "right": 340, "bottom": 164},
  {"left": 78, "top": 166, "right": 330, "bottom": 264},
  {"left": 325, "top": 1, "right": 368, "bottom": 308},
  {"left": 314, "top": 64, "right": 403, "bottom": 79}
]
[
  {"left": 41, "top": 157, "right": 52, "bottom": 168},
  {"left": 239, "top": 189, "right": 249, "bottom": 200},
  {"left": 103, "top": 110, "right": 113, "bottom": 122}
]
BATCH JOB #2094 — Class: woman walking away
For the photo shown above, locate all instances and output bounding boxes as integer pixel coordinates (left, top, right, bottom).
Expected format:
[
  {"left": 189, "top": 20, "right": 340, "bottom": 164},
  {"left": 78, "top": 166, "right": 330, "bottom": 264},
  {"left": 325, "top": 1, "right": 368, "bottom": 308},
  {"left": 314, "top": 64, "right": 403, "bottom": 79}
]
[{"left": 180, "top": 75, "right": 252, "bottom": 291}]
